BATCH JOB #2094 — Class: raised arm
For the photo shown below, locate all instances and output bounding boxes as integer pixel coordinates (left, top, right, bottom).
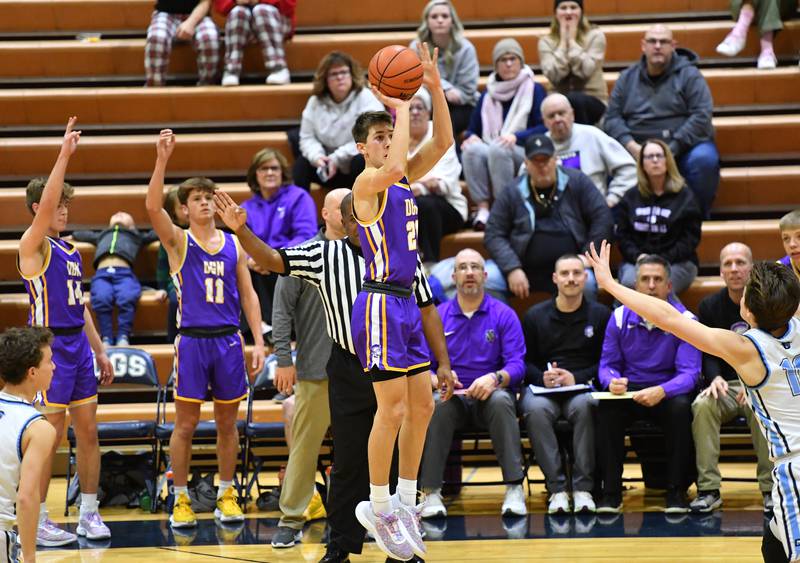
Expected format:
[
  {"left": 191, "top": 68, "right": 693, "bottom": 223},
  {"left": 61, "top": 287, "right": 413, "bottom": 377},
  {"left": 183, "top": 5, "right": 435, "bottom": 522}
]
[
  {"left": 18, "top": 420, "right": 56, "bottom": 563},
  {"left": 586, "top": 241, "right": 760, "bottom": 382},
  {"left": 408, "top": 45, "right": 455, "bottom": 183},
  {"left": 214, "top": 191, "right": 286, "bottom": 274},
  {"left": 145, "top": 130, "right": 184, "bottom": 254},
  {"left": 19, "top": 117, "right": 81, "bottom": 274}
]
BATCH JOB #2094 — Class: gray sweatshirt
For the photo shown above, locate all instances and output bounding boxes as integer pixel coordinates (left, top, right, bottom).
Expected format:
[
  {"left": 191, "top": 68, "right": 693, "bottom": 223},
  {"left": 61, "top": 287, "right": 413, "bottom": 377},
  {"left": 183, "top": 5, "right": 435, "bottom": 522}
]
[
  {"left": 272, "top": 229, "right": 332, "bottom": 380},
  {"left": 410, "top": 38, "right": 479, "bottom": 105}
]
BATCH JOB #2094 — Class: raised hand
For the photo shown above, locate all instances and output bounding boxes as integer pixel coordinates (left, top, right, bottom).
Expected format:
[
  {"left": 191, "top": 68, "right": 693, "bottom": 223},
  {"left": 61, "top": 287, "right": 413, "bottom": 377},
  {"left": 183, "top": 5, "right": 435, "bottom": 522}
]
[
  {"left": 370, "top": 85, "right": 410, "bottom": 110},
  {"left": 418, "top": 42, "right": 441, "bottom": 90},
  {"left": 213, "top": 191, "right": 248, "bottom": 231},
  {"left": 156, "top": 129, "right": 176, "bottom": 161},
  {"left": 585, "top": 240, "right": 613, "bottom": 289},
  {"left": 60, "top": 116, "right": 81, "bottom": 158}
]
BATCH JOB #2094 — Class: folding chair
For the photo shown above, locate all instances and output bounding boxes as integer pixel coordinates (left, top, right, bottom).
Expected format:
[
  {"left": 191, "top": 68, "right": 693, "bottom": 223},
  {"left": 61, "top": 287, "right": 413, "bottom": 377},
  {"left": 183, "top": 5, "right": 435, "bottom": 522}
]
[{"left": 64, "top": 347, "right": 162, "bottom": 515}]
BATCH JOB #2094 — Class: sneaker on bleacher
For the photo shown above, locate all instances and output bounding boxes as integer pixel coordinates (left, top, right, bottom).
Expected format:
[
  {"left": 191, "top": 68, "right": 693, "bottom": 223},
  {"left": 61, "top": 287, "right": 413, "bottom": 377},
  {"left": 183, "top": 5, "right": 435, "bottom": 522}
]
[{"left": 419, "top": 489, "right": 446, "bottom": 519}]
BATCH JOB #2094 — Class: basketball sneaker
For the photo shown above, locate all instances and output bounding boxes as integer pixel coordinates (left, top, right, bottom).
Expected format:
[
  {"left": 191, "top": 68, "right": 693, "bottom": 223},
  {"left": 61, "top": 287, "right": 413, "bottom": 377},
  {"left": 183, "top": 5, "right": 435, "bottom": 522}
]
[
  {"left": 395, "top": 501, "right": 426, "bottom": 558},
  {"left": 170, "top": 492, "right": 197, "bottom": 528},
  {"left": 547, "top": 492, "right": 570, "bottom": 514},
  {"left": 355, "top": 501, "right": 414, "bottom": 561},
  {"left": 420, "top": 488, "right": 446, "bottom": 519},
  {"left": 37, "top": 518, "right": 77, "bottom": 547},
  {"left": 76, "top": 511, "right": 111, "bottom": 540},
  {"left": 573, "top": 491, "right": 596, "bottom": 513},
  {"left": 215, "top": 487, "right": 245, "bottom": 523},
  {"left": 689, "top": 490, "right": 722, "bottom": 513},
  {"left": 595, "top": 494, "right": 622, "bottom": 514},
  {"left": 664, "top": 490, "right": 690, "bottom": 514},
  {"left": 502, "top": 484, "right": 528, "bottom": 516},
  {"left": 303, "top": 488, "right": 327, "bottom": 522}
]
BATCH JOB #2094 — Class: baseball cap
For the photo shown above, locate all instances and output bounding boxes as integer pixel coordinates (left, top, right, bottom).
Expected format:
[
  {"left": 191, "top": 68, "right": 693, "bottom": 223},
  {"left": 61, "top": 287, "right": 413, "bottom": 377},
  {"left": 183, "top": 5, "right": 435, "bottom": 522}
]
[{"left": 525, "top": 134, "right": 555, "bottom": 159}]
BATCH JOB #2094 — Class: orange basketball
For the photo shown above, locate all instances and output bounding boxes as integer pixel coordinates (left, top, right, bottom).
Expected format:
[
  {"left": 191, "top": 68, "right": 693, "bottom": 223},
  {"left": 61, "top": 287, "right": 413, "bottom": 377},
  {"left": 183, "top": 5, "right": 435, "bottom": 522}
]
[{"left": 368, "top": 45, "right": 424, "bottom": 101}]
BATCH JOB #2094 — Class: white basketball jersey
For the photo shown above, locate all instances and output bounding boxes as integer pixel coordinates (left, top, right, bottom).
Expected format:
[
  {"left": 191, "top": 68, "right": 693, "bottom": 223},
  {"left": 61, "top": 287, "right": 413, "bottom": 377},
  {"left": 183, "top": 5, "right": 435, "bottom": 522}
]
[
  {"left": 743, "top": 317, "right": 800, "bottom": 462},
  {"left": 0, "top": 392, "right": 44, "bottom": 530}
]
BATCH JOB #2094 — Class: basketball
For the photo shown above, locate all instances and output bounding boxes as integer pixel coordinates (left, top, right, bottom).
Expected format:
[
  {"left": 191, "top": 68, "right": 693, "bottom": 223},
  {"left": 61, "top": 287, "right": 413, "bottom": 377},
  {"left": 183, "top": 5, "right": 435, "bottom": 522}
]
[{"left": 368, "top": 45, "right": 424, "bottom": 101}]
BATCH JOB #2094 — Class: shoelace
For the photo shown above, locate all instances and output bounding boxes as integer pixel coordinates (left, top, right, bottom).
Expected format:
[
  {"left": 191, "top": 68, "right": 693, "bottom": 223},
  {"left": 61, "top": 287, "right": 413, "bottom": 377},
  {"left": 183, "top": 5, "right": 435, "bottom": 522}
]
[{"left": 380, "top": 513, "right": 405, "bottom": 544}]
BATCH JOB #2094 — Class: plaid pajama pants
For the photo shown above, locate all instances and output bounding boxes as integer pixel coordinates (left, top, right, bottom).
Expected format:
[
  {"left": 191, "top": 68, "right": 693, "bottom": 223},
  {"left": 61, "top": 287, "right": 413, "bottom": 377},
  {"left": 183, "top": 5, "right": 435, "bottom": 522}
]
[
  {"left": 223, "top": 4, "right": 290, "bottom": 76},
  {"left": 144, "top": 11, "right": 220, "bottom": 86}
]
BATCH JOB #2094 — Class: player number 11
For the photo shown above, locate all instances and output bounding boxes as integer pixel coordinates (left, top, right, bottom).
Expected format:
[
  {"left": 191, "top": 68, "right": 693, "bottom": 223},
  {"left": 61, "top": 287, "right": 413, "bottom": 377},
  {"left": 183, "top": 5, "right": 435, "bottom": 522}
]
[{"left": 204, "top": 277, "right": 225, "bottom": 304}]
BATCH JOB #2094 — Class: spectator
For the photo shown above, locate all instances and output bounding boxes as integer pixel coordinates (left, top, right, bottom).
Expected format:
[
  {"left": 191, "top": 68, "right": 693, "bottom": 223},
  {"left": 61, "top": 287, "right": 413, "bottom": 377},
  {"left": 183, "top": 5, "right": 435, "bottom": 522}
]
[
  {"left": 240, "top": 148, "right": 317, "bottom": 326},
  {"left": 538, "top": 0, "right": 608, "bottom": 125},
  {"left": 214, "top": 0, "right": 296, "bottom": 86},
  {"left": 409, "top": 88, "right": 466, "bottom": 264},
  {"left": 290, "top": 52, "right": 383, "bottom": 190},
  {"left": 596, "top": 254, "right": 701, "bottom": 514},
  {"left": 604, "top": 24, "right": 719, "bottom": 218},
  {"left": 542, "top": 93, "right": 636, "bottom": 208},
  {"left": 716, "top": 1, "right": 797, "bottom": 69},
  {"left": 410, "top": 0, "right": 479, "bottom": 139},
  {"left": 462, "top": 38, "right": 547, "bottom": 230},
  {"left": 778, "top": 208, "right": 800, "bottom": 281},
  {"left": 269, "top": 189, "right": 350, "bottom": 549},
  {"left": 419, "top": 249, "right": 527, "bottom": 518},
  {"left": 484, "top": 134, "right": 613, "bottom": 298},
  {"left": 72, "top": 212, "right": 160, "bottom": 347},
  {"left": 144, "top": 0, "right": 219, "bottom": 86},
  {"left": 616, "top": 139, "right": 702, "bottom": 294},
  {"left": 156, "top": 186, "right": 189, "bottom": 343},
  {"left": 690, "top": 242, "right": 773, "bottom": 513},
  {"left": 520, "top": 254, "right": 610, "bottom": 514}
]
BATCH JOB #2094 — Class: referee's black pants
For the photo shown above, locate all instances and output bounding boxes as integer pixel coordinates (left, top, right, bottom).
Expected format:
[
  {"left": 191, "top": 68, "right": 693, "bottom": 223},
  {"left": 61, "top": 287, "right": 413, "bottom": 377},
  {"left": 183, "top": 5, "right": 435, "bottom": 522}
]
[{"left": 326, "top": 344, "right": 398, "bottom": 555}]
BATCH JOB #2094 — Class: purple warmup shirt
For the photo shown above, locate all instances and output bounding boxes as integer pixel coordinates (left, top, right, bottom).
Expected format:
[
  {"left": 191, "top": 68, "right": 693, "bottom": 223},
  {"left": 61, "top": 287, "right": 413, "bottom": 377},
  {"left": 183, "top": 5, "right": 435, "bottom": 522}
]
[
  {"left": 172, "top": 230, "right": 241, "bottom": 329},
  {"left": 19, "top": 236, "right": 85, "bottom": 328},
  {"left": 356, "top": 178, "right": 420, "bottom": 289},
  {"left": 433, "top": 294, "right": 526, "bottom": 389},
  {"left": 598, "top": 298, "right": 701, "bottom": 398},
  {"left": 241, "top": 184, "right": 317, "bottom": 249}
]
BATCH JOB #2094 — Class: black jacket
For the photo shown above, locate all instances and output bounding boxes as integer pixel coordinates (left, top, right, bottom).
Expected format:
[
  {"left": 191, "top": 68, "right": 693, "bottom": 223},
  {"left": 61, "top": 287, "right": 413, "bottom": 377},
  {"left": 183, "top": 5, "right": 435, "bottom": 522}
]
[
  {"left": 616, "top": 186, "right": 702, "bottom": 265},
  {"left": 484, "top": 166, "right": 614, "bottom": 276},
  {"left": 72, "top": 226, "right": 159, "bottom": 269}
]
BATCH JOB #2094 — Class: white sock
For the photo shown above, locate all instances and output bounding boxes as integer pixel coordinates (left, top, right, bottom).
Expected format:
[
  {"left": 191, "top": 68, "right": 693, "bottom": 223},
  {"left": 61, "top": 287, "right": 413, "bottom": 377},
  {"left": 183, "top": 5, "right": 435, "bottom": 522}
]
[
  {"left": 80, "top": 493, "right": 98, "bottom": 514},
  {"left": 39, "top": 502, "right": 48, "bottom": 525},
  {"left": 174, "top": 485, "right": 189, "bottom": 499},
  {"left": 369, "top": 483, "right": 391, "bottom": 516},
  {"left": 217, "top": 480, "right": 233, "bottom": 499},
  {"left": 397, "top": 478, "right": 417, "bottom": 506}
]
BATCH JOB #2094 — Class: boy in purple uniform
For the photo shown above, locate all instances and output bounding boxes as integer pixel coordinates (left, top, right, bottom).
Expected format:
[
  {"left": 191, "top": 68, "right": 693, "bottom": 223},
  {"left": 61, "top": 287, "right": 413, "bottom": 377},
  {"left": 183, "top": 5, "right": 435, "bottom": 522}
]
[
  {"left": 16, "top": 117, "right": 115, "bottom": 546},
  {"left": 146, "top": 130, "right": 265, "bottom": 529},
  {"left": 349, "top": 44, "right": 456, "bottom": 561}
]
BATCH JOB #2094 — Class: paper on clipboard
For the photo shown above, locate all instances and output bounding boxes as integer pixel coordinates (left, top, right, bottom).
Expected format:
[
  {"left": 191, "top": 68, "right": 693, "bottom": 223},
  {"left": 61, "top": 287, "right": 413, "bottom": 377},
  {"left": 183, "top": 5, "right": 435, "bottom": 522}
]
[
  {"left": 529, "top": 383, "right": 591, "bottom": 395},
  {"left": 591, "top": 391, "right": 635, "bottom": 400}
]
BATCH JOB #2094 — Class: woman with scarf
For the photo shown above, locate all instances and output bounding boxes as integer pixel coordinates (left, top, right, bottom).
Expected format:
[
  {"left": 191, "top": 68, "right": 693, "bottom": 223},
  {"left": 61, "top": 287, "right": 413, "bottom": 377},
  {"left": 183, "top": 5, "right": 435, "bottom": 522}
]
[{"left": 461, "top": 38, "right": 547, "bottom": 230}]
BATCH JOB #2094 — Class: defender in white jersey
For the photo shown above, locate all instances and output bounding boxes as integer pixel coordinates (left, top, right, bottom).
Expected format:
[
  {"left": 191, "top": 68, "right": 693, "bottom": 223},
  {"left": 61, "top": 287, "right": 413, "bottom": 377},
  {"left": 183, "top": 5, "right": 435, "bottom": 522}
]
[
  {"left": 0, "top": 327, "right": 57, "bottom": 563},
  {"left": 586, "top": 241, "right": 800, "bottom": 563}
]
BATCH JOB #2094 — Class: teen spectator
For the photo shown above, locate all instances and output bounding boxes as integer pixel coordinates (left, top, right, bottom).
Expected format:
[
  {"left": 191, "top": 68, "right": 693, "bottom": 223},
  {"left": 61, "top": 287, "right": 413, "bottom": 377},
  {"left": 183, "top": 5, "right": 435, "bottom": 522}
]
[
  {"left": 778, "top": 208, "right": 800, "bottom": 282},
  {"left": 716, "top": 0, "right": 797, "bottom": 69}
]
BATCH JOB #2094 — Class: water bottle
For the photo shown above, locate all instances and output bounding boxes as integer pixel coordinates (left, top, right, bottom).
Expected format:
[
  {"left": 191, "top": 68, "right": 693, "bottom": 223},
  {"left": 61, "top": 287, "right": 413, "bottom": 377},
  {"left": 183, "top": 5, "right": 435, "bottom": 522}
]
[{"left": 166, "top": 467, "right": 175, "bottom": 513}]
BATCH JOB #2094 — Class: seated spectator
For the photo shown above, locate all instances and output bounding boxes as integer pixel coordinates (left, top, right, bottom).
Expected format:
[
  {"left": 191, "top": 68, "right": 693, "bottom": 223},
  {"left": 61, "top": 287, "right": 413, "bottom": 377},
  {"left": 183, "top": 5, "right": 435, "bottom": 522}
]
[
  {"left": 538, "top": 0, "right": 608, "bottom": 125},
  {"left": 596, "top": 254, "right": 701, "bottom": 514},
  {"left": 690, "top": 242, "right": 774, "bottom": 513},
  {"left": 240, "top": 148, "right": 317, "bottom": 325},
  {"left": 461, "top": 38, "right": 547, "bottom": 230},
  {"left": 616, "top": 139, "right": 702, "bottom": 294},
  {"left": 156, "top": 186, "right": 189, "bottom": 343},
  {"left": 420, "top": 249, "right": 527, "bottom": 518},
  {"left": 520, "top": 254, "right": 611, "bottom": 514},
  {"left": 716, "top": 1, "right": 796, "bottom": 69},
  {"left": 144, "top": 0, "right": 219, "bottom": 86},
  {"left": 542, "top": 93, "right": 636, "bottom": 208},
  {"left": 604, "top": 24, "right": 719, "bottom": 218},
  {"left": 214, "top": 0, "right": 296, "bottom": 86},
  {"left": 410, "top": 0, "right": 479, "bottom": 139},
  {"left": 72, "top": 212, "right": 160, "bottom": 347},
  {"left": 484, "top": 134, "right": 613, "bottom": 298},
  {"left": 778, "top": 208, "right": 800, "bottom": 281},
  {"left": 409, "top": 88, "right": 467, "bottom": 264},
  {"left": 290, "top": 52, "right": 383, "bottom": 190}
]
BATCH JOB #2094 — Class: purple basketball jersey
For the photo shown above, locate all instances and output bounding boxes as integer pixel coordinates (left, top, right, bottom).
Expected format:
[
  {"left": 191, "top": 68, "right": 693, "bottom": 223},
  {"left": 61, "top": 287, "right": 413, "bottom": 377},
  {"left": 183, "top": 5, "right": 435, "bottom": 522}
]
[
  {"left": 172, "top": 230, "right": 241, "bottom": 329},
  {"left": 356, "top": 178, "right": 419, "bottom": 289},
  {"left": 19, "top": 236, "right": 85, "bottom": 328}
]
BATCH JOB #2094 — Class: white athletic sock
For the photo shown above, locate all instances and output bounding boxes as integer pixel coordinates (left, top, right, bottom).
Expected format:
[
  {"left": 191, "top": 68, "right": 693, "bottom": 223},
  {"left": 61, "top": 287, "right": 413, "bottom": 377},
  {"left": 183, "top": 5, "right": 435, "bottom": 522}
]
[
  {"left": 80, "top": 493, "right": 98, "bottom": 514},
  {"left": 369, "top": 483, "right": 392, "bottom": 516},
  {"left": 397, "top": 478, "right": 417, "bottom": 506},
  {"left": 39, "top": 502, "right": 48, "bottom": 525},
  {"left": 174, "top": 485, "right": 189, "bottom": 499},
  {"left": 217, "top": 480, "right": 233, "bottom": 499}
]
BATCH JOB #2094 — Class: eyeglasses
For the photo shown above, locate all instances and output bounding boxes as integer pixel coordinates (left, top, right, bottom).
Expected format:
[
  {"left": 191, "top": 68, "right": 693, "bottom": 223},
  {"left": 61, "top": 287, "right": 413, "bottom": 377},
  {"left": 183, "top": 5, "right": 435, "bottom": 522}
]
[
  {"left": 644, "top": 38, "right": 672, "bottom": 46},
  {"left": 643, "top": 153, "right": 666, "bottom": 162},
  {"left": 327, "top": 69, "right": 351, "bottom": 80},
  {"left": 409, "top": 104, "right": 428, "bottom": 113},
  {"left": 257, "top": 165, "right": 281, "bottom": 173}
]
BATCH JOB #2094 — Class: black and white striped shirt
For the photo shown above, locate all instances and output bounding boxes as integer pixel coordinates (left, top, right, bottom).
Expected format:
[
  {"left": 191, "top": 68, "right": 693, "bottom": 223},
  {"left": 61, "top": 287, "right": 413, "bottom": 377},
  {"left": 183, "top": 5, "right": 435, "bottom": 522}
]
[{"left": 279, "top": 238, "right": 433, "bottom": 355}]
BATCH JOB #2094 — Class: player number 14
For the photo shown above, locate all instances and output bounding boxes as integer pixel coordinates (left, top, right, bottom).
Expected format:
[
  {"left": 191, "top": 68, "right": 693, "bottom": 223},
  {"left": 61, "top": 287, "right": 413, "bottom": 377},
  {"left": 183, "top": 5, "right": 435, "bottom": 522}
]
[
  {"left": 204, "top": 277, "right": 224, "bottom": 304},
  {"left": 66, "top": 279, "right": 83, "bottom": 306},
  {"left": 406, "top": 219, "right": 419, "bottom": 251}
]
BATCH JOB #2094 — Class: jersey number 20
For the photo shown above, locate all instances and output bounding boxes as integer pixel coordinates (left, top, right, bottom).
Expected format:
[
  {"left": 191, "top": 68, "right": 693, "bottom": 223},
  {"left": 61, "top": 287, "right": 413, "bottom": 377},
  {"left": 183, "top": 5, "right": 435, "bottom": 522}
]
[
  {"left": 204, "top": 278, "right": 224, "bottom": 304},
  {"left": 406, "top": 220, "right": 419, "bottom": 251},
  {"left": 779, "top": 356, "right": 800, "bottom": 396}
]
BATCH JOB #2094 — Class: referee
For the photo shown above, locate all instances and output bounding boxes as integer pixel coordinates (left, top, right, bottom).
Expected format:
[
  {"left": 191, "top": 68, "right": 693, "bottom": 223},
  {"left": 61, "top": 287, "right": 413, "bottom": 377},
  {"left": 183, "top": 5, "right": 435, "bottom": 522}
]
[{"left": 214, "top": 190, "right": 453, "bottom": 563}]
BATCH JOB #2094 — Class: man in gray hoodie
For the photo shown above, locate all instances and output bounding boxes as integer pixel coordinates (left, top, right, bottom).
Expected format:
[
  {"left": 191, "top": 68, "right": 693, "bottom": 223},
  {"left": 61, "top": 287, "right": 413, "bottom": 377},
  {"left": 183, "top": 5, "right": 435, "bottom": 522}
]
[{"left": 604, "top": 24, "right": 719, "bottom": 218}]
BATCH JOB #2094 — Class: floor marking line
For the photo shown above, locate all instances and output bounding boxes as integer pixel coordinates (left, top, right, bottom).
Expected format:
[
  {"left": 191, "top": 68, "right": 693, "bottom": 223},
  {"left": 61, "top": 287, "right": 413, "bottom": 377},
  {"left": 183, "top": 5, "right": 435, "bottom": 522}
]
[{"left": 157, "top": 547, "right": 268, "bottom": 562}]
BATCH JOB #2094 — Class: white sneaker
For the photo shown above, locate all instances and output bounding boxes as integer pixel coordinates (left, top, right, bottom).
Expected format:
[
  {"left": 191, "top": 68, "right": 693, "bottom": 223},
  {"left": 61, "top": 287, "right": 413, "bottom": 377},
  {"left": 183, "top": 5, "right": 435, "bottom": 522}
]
[
  {"left": 547, "top": 491, "right": 571, "bottom": 514},
  {"left": 757, "top": 52, "right": 777, "bottom": 70},
  {"left": 716, "top": 34, "right": 746, "bottom": 57},
  {"left": 573, "top": 491, "right": 596, "bottom": 513},
  {"left": 419, "top": 489, "right": 446, "bottom": 519},
  {"left": 266, "top": 68, "right": 290, "bottom": 85},
  {"left": 501, "top": 484, "right": 527, "bottom": 516},
  {"left": 221, "top": 72, "right": 240, "bottom": 87}
]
